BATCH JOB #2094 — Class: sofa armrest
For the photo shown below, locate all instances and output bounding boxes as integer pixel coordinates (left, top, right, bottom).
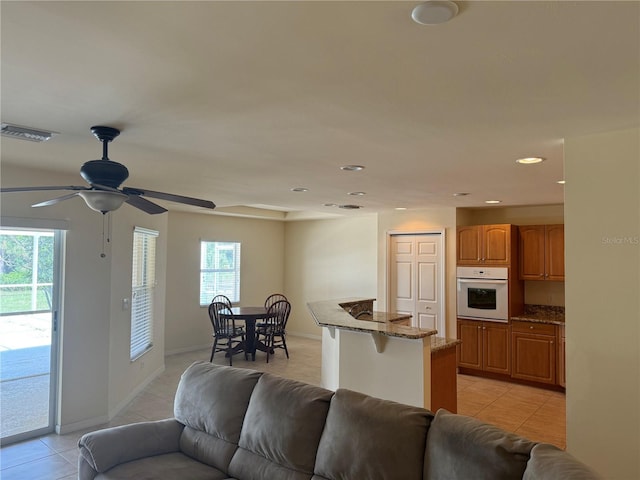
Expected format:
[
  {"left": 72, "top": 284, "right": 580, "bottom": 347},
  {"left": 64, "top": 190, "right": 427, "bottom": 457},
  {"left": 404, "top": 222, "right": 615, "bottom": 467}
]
[
  {"left": 78, "top": 418, "right": 185, "bottom": 474},
  {"left": 524, "top": 444, "right": 602, "bottom": 480}
]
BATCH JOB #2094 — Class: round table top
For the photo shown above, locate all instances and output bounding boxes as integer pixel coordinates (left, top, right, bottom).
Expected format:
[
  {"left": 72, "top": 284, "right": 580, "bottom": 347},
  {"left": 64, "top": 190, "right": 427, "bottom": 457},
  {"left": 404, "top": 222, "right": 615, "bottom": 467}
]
[{"left": 225, "top": 306, "right": 268, "bottom": 320}]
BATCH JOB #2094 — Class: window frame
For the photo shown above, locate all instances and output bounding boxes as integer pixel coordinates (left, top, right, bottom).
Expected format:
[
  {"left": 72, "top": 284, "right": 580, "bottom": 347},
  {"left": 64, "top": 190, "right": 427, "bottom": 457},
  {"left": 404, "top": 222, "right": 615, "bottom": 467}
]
[
  {"left": 130, "top": 226, "right": 158, "bottom": 361},
  {"left": 199, "top": 240, "right": 241, "bottom": 306}
]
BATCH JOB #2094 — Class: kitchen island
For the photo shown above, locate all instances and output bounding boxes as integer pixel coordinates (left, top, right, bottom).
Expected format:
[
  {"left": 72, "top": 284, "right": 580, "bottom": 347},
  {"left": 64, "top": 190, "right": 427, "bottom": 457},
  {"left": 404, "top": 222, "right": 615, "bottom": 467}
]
[{"left": 308, "top": 298, "right": 437, "bottom": 409}]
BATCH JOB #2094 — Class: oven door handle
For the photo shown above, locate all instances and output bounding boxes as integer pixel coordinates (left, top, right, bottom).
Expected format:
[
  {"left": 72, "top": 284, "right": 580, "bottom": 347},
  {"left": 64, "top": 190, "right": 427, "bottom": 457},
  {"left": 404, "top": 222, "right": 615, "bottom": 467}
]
[{"left": 457, "top": 279, "right": 507, "bottom": 284}]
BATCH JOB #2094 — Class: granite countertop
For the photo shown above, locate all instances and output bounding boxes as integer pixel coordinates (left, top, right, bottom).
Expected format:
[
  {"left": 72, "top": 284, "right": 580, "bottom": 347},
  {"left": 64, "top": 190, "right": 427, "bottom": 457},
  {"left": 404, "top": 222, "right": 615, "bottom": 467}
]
[
  {"left": 430, "top": 336, "right": 461, "bottom": 353},
  {"left": 307, "top": 298, "right": 436, "bottom": 340},
  {"left": 352, "top": 311, "right": 412, "bottom": 323},
  {"left": 511, "top": 304, "right": 565, "bottom": 325}
]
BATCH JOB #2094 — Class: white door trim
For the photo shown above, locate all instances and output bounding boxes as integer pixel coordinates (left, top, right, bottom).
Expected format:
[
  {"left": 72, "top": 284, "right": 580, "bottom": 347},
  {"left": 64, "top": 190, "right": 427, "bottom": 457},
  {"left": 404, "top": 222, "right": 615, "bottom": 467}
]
[{"left": 386, "top": 229, "right": 446, "bottom": 336}]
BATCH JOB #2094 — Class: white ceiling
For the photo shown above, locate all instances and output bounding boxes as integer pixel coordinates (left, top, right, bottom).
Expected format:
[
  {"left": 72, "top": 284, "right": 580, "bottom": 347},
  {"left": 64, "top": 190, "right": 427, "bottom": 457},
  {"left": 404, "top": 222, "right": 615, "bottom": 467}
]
[{"left": 1, "top": 1, "right": 639, "bottom": 219}]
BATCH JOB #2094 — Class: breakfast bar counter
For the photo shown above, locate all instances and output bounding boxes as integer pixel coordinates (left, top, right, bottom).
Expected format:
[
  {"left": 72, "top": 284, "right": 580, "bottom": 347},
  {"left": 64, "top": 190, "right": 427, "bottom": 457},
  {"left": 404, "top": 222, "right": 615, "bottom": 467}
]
[{"left": 308, "top": 298, "right": 437, "bottom": 409}]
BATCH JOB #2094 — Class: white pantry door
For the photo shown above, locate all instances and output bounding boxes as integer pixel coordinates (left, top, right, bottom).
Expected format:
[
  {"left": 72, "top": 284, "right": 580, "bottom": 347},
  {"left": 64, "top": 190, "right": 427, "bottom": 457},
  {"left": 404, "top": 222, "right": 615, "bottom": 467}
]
[{"left": 389, "top": 232, "right": 445, "bottom": 335}]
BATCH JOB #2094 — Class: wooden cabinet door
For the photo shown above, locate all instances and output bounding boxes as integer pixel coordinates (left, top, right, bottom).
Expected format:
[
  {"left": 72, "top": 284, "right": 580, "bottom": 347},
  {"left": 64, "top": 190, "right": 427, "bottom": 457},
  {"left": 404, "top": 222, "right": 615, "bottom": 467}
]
[
  {"left": 545, "top": 224, "right": 565, "bottom": 281},
  {"left": 457, "top": 320, "right": 482, "bottom": 370},
  {"left": 482, "top": 224, "right": 511, "bottom": 265},
  {"left": 511, "top": 330, "right": 556, "bottom": 384},
  {"left": 519, "top": 225, "right": 546, "bottom": 280},
  {"left": 456, "top": 226, "right": 481, "bottom": 265},
  {"left": 483, "top": 322, "right": 511, "bottom": 374}
]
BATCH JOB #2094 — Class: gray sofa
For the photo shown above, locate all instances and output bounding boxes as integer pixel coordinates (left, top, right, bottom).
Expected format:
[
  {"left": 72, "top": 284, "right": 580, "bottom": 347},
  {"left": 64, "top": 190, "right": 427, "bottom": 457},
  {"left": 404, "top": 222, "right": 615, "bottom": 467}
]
[{"left": 78, "top": 361, "right": 599, "bottom": 479}]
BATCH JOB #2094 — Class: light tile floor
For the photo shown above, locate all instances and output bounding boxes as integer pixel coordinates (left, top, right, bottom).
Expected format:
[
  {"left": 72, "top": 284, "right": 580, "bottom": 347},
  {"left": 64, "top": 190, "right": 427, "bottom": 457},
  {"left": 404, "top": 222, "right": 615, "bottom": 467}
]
[{"left": 0, "top": 337, "right": 566, "bottom": 479}]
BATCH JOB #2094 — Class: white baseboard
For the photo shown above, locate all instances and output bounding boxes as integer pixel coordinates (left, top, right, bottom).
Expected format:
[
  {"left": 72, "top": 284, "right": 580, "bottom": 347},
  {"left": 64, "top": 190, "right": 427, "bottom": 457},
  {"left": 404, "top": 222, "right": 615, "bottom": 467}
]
[
  {"left": 107, "top": 364, "right": 166, "bottom": 420},
  {"left": 165, "top": 343, "right": 211, "bottom": 356},
  {"left": 288, "top": 331, "right": 322, "bottom": 341},
  {"left": 56, "top": 415, "right": 110, "bottom": 435}
]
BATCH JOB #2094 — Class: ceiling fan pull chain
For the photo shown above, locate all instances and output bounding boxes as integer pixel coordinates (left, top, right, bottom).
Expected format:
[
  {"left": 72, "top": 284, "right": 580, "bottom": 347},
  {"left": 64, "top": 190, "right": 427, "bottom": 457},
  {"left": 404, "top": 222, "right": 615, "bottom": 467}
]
[
  {"left": 100, "top": 212, "right": 113, "bottom": 258},
  {"left": 100, "top": 214, "right": 107, "bottom": 258}
]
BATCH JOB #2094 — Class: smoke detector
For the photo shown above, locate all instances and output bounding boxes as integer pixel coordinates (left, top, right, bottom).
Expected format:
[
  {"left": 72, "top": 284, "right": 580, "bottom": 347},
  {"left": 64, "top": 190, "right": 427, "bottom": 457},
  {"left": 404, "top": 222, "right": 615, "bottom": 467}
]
[{"left": 1, "top": 123, "right": 57, "bottom": 142}]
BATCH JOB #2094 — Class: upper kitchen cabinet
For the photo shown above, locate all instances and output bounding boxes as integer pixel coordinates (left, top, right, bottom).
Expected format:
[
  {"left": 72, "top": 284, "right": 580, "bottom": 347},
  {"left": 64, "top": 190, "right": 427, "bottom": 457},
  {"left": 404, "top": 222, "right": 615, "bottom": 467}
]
[
  {"left": 456, "top": 224, "right": 515, "bottom": 265},
  {"left": 519, "top": 225, "right": 565, "bottom": 281}
]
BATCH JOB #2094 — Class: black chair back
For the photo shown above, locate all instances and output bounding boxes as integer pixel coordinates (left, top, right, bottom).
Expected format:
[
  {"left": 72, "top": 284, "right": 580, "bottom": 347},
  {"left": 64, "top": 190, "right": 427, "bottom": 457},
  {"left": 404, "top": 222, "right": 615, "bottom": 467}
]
[
  {"left": 266, "top": 299, "right": 291, "bottom": 333},
  {"left": 208, "top": 302, "right": 235, "bottom": 335},
  {"left": 265, "top": 293, "right": 288, "bottom": 310},
  {"left": 211, "top": 294, "right": 232, "bottom": 308}
]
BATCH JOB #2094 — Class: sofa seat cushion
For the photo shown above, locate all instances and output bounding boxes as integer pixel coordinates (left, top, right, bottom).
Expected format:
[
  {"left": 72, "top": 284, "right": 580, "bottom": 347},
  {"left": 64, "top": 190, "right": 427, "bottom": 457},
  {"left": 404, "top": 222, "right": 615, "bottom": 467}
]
[
  {"left": 425, "top": 409, "right": 535, "bottom": 480},
  {"left": 228, "top": 372, "right": 333, "bottom": 479},
  {"left": 313, "top": 389, "right": 434, "bottom": 480},
  {"left": 94, "top": 452, "right": 229, "bottom": 479}
]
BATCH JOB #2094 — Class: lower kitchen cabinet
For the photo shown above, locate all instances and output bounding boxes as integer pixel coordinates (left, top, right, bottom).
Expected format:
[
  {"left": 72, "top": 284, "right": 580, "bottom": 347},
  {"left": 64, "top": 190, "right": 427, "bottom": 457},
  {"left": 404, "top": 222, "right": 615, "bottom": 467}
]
[
  {"left": 511, "top": 321, "right": 557, "bottom": 385},
  {"left": 457, "top": 319, "right": 510, "bottom": 375}
]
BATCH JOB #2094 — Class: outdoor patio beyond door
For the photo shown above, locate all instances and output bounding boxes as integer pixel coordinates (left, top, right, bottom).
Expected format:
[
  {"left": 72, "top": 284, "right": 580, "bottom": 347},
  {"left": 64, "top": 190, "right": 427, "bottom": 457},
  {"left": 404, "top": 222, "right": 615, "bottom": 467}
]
[{"left": 0, "top": 228, "right": 60, "bottom": 445}]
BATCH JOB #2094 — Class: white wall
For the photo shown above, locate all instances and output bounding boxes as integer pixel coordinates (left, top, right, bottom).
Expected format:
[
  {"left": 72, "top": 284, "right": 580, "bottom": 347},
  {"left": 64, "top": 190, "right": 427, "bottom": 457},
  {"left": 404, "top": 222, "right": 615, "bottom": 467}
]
[
  {"left": 564, "top": 127, "right": 640, "bottom": 479},
  {"left": 0, "top": 163, "right": 167, "bottom": 431},
  {"left": 284, "top": 215, "right": 378, "bottom": 338},
  {"left": 164, "top": 211, "right": 285, "bottom": 353},
  {"left": 377, "top": 208, "right": 458, "bottom": 338}
]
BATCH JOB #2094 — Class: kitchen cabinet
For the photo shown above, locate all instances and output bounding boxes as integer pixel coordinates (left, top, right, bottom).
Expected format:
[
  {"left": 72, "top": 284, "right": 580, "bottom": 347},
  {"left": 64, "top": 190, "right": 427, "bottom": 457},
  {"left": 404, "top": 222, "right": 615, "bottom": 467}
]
[
  {"left": 518, "top": 225, "right": 564, "bottom": 281},
  {"left": 558, "top": 324, "right": 565, "bottom": 388},
  {"left": 511, "top": 321, "right": 557, "bottom": 385},
  {"left": 457, "top": 224, "right": 514, "bottom": 265},
  {"left": 457, "top": 319, "right": 510, "bottom": 375}
]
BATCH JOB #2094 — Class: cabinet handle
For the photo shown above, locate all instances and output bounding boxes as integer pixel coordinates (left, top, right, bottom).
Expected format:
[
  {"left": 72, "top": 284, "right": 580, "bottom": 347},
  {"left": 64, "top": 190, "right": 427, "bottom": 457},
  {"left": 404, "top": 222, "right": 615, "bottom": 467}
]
[
  {"left": 539, "top": 274, "right": 545, "bottom": 277},
  {"left": 477, "top": 326, "right": 481, "bottom": 329},
  {"left": 551, "top": 341, "right": 554, "bottom": 344},
  {"left": 530, "top": 326, "right": 534, "bottom": 329}
]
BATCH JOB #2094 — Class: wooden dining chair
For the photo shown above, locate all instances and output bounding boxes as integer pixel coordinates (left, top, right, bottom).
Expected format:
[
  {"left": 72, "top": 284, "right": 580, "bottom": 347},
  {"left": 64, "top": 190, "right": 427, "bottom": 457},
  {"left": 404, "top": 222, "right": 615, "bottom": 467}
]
[
  {"left": 211, "top": 294, "right": 232, "bottom": 308},
  {"left": 208, "top": 302, "right": 246, "bottom": 366},
  {"left": 264, "top": 293, "right": 287, "bottom": 309},
  {"left": 257, "top": 299, "right": 291, "bottom": 363}
]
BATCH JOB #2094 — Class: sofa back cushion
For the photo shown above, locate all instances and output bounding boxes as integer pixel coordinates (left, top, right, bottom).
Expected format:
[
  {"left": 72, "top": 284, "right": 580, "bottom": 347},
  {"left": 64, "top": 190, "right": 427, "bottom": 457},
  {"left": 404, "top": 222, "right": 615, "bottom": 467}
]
[
  {"left": 313, "top": 389, "right": 434, "bottom": 480},
  {"left": 425, "top": 409, "right": 535, "bottom": 480},
  {"left": 228, "top": 373, "right": 333, "bottom": 480},
  {"left": 174, "top": 362, "right": 263, "bottom": 471},
  {"left": 523, "top": 444, "right": 602, "bottom": 480}
]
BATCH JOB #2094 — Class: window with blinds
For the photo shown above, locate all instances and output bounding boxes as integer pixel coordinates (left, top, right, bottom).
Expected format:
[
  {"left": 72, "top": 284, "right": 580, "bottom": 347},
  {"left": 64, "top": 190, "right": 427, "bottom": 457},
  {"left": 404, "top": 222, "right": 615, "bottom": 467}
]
[
  {"left": 130, "top": 227, "right": 158, "bottom": 361},
  {"left": 200, "top": 241, "right": 241, "bottom": 305}
]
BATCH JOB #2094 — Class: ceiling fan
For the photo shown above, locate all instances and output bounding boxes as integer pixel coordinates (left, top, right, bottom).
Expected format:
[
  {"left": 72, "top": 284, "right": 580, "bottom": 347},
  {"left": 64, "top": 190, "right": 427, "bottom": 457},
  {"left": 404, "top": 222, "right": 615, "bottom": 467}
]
[{"left": 1, "top": 126, "right": 216, "bottom": 215}]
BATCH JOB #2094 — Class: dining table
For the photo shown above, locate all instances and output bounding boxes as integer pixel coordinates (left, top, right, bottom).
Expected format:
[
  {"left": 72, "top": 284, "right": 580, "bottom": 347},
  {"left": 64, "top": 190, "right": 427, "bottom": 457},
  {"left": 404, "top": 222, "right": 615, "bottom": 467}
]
[{"left": 222, "top": 306, "right": 274, "bottom": 361}]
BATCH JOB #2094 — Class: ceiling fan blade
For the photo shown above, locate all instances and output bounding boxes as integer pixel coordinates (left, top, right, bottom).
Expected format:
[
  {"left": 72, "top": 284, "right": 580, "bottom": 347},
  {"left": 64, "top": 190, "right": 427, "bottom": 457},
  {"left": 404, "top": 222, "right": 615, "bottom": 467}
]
[
  {"left": 32, "top": 192, "right": 80, "bottom": 208},
  {"left": 125, "top": 195, "right": 168, "bottom": 215},
  {"left": 1, "top": 185, "right": 89, "bottom": 193},
  {"left": 123, "top": 187, "right": 216, "bottom": 210}
]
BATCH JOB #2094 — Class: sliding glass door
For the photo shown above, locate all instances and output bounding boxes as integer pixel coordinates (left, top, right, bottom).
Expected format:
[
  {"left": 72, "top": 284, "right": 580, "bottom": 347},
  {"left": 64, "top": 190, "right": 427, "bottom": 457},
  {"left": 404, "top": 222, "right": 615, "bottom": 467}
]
[{"left": 0, "top": 228, "right": 61, "bottom": 445}]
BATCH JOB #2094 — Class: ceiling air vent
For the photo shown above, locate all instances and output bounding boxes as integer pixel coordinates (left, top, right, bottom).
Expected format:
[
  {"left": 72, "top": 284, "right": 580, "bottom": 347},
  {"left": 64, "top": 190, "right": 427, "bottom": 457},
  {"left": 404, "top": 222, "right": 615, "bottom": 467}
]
[
  {"left": 339, "top": 204, "right": 362, "bottom": 210},
  {"left": 1, "top": 123, "right": 57, "bottom": 142}
]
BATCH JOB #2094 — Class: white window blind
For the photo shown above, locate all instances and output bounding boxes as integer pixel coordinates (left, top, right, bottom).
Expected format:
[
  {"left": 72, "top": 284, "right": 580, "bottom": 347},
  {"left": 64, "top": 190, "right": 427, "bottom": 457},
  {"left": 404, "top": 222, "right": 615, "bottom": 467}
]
[
  {"left": 131, "top": 227, "right": 158, "bottom": 361},
  {"left": 200, "top": 241, "right": 241, "bottom": 305}
]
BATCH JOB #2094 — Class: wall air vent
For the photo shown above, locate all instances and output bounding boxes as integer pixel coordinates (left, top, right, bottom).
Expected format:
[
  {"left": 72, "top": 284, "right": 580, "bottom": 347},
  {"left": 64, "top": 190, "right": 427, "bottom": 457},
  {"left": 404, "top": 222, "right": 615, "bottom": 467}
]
[{"left": 1, "top": 123, "right": 57, "bottom": 142}]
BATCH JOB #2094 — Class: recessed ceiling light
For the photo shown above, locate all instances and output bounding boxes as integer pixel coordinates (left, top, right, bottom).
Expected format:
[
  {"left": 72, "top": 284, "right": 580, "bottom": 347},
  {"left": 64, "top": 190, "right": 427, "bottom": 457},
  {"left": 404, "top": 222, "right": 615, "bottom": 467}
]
[
  {"left": 348, "top": 191, "right": 366, "bottom": 196},
  {"left": 516, "top": 157, "right": 545, "bottom": 165},
  {"left": 557, "top": 180, "right": 566, "bottom": 185},
  {"left": 1, "top": 123, "right": 57, "bottom": 142},
  {"left": 485, "top": 200, "right": 502, "bottom": 204},
  {"left": 291, "top": 187, "right": 308, "bottom": 192},
  {"left": 411, "top": 1, "right": 459, "bottom": 25},
  {"left": 395, "top": 207, "right": 407, "bottom": 211},
  {"left": 340, "top": 165, "right": 365, "bottom": 172},
  {"left": 453, "top": 192, "right": 469, "bottom": 197}
]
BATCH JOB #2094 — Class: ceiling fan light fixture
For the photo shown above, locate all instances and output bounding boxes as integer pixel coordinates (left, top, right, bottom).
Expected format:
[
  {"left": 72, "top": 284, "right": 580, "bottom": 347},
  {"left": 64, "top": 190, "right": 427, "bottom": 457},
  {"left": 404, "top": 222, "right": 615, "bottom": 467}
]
[
  {"left": 1, "top": 123, "right": 57, "bottom": 142},
  {"left": 79, "top": 190, "right": 128, "bottom": 213},
  {"left": 411, "top": 1, "right": 458, "bottom": 25}
]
